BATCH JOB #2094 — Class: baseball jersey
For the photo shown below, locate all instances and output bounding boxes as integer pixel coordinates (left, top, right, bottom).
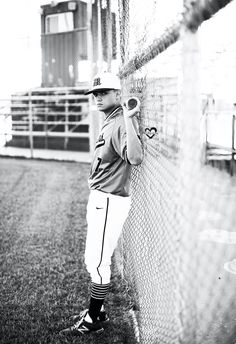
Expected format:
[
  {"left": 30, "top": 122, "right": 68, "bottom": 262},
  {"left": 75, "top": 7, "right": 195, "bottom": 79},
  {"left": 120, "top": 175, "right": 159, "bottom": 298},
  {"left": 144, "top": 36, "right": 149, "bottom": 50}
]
[{"left": 88, "top": 105, "right": 135, "bottom": 197}]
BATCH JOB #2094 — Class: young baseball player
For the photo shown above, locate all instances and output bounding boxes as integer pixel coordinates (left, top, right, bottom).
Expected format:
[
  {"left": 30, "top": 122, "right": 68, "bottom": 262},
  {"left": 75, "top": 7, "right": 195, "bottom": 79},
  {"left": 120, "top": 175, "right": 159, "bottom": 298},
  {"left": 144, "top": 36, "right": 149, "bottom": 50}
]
[{"left": 60, "top": 72, "right": 143, "bottom": 336}]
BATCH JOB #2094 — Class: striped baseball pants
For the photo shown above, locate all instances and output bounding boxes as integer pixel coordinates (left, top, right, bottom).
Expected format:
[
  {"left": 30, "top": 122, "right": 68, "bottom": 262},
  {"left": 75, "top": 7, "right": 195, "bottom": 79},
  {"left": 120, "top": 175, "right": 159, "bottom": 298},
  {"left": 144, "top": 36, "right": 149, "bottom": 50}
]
[{"left": 85, "top": 189, "right": 131, "bottom": 284}]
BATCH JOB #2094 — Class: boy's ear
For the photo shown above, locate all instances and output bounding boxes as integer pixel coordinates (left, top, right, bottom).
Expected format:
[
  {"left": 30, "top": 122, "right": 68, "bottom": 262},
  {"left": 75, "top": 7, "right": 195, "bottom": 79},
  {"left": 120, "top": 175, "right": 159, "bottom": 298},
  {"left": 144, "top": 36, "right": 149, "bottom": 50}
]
[{"left": 115, "top": 90, "right": 121, "bottom": 100}]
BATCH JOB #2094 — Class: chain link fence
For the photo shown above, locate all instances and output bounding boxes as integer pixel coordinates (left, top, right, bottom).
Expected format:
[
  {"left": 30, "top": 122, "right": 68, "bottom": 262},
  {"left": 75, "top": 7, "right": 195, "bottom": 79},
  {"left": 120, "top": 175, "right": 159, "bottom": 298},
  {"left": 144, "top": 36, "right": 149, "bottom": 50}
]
[
  {"left": 113, "top": 0, "right": 236, "bottom": 343},
  {"left": 1, "top": 1, "right": 236, "bottom": 342}
]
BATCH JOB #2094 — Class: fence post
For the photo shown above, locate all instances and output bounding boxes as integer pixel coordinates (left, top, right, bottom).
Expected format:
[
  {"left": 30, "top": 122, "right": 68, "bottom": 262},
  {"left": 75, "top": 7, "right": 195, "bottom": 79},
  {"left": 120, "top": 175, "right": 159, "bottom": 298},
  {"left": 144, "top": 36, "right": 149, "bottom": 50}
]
[
  {"left": 45, "top": 105, "right": 48, "bottom": 149},
  {"left": 28, "top": 91, "right": 34, "bottom": 158},
  {"left": 86, "top": 0, "right": 96, "bottom": 158},
  {"left": 64, "top": 97, "right": 69, "bottom": 150},
  {"left": 204, "top": 111, "right": 208, "bottom": 164},
  {"left": 97, "top": 0, "right": 103, "bottom": 72},
  {"left": 230, "top": 114, "right": 235, "bottom": 176},
  {"left": 106, "top": 0, "right": 112, "bottom": 72},
  {"left": 178, "top": 26, "right": 201, "bottom": 344}
]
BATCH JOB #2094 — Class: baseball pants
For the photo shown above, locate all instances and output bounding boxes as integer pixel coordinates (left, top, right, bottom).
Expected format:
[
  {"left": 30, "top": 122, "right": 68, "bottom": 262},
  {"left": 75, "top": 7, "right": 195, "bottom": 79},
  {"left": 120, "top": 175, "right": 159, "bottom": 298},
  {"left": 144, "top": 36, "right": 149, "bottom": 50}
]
[{"left": 85, "top": 189, "right": 131, "bottom": 285}]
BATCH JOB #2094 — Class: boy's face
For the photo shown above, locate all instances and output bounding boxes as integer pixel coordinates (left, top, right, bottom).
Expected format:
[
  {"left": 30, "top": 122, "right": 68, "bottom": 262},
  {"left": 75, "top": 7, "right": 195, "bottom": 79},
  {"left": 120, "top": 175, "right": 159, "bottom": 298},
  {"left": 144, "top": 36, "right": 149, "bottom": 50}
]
[{"left": 93, "top": 89, "right": 120, "bottom": 112}]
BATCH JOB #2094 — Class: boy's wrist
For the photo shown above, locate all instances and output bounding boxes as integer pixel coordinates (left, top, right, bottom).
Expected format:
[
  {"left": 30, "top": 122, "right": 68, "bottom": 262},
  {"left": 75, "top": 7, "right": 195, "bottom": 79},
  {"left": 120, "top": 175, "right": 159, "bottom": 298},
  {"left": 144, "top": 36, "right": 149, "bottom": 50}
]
[{"left": 123, "top": 106, "right": 140, "bottom": 119}]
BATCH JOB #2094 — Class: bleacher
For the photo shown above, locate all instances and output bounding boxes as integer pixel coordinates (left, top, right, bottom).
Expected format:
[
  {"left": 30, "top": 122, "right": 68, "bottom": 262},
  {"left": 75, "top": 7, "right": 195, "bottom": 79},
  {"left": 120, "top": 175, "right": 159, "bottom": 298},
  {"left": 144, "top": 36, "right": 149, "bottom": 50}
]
[{"left": 5, "top": 86, "right": 90, "bottom": 152}]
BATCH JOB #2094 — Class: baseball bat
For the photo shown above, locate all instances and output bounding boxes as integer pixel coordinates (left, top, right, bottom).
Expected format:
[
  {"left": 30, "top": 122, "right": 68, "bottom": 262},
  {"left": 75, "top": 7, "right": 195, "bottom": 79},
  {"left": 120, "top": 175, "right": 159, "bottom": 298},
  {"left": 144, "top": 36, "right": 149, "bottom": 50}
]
[{"left": 125, "top": 97, "right": 140, "bottom": 110}]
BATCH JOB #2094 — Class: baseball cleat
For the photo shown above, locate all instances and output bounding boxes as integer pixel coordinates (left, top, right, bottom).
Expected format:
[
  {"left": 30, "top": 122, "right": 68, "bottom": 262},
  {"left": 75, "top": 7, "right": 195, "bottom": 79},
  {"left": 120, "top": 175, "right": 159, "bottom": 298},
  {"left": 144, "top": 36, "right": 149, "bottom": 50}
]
[
  {"left": 60, "top": 311, "right": 104, "bottom": 336},
  {"left": 70, "top": 308, "right": 109, "bottom": 323},
  {"left": 98, "top": 309, "right": 109, "bottom": 322}
]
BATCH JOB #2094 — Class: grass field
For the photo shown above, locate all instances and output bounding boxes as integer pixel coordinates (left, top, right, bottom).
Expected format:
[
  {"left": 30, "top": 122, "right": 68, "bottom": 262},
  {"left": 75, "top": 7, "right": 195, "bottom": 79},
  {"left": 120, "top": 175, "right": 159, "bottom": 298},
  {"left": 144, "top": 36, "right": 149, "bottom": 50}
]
[{"left": 0, "top": 157, "right": 136, "bottom": 344}]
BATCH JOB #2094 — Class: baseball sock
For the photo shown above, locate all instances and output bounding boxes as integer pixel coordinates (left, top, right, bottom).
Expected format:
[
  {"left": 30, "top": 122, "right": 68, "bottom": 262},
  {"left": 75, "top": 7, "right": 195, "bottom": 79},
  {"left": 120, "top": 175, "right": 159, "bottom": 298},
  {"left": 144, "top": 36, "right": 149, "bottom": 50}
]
[{"left": 87, "top": 282, "right": 110, "bottom": 322}]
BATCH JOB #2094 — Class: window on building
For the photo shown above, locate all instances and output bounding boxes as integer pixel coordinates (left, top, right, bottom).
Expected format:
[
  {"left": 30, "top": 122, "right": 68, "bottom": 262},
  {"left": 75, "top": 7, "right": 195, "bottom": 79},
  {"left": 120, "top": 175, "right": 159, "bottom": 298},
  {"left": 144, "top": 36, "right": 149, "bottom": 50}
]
[{"left": 46, "top": 12, "right": 74, "bottom": 33}]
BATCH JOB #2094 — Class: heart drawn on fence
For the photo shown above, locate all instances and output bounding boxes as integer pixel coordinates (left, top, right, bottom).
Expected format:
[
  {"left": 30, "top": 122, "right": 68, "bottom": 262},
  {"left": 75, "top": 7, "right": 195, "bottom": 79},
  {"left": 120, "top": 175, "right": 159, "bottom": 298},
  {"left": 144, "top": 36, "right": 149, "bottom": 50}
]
[{"left": 145, "top": 127, "right": 157, "bottom": 139}]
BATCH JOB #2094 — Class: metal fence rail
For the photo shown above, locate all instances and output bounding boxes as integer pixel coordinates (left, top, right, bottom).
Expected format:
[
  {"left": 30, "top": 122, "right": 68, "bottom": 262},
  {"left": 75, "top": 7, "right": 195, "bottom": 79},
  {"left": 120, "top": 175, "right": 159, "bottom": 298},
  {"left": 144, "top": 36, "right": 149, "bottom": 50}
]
[
  {"left": 205, "top": 112, "right": 236, "bottom": 175},
  {"left": 0, "top": 90, "right": 90, "bottom": 158}
]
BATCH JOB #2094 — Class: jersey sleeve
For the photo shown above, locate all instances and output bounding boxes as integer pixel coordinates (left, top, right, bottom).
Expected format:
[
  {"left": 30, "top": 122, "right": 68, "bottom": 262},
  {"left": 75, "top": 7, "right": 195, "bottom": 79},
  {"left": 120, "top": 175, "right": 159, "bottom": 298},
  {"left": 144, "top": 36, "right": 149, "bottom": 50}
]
[{"left": 111, "top": 117, "right": 128, "bottom": 161}]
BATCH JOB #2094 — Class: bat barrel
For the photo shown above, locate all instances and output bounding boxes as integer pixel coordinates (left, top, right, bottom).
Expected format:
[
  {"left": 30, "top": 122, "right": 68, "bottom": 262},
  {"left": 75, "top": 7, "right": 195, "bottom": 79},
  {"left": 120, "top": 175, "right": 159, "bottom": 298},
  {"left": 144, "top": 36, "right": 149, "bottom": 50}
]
[{"left": 126, "top": 97, "right": 138, "bottom": 110}]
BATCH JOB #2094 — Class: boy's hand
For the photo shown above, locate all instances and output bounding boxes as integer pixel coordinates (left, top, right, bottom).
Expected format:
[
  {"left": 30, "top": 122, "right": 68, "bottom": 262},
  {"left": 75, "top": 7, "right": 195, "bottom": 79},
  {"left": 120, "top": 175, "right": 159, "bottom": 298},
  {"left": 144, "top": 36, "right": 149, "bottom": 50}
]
[{"left": 123, "top": 97, "right": 140, "bottom": 118}]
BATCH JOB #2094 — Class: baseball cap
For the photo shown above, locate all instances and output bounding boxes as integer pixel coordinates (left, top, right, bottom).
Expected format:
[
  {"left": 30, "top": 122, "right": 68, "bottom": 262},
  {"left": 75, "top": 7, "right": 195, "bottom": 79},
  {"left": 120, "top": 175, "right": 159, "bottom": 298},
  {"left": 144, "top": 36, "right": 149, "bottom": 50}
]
[{"left": 84, "top": 72, "right": 121, "bottom": 95}]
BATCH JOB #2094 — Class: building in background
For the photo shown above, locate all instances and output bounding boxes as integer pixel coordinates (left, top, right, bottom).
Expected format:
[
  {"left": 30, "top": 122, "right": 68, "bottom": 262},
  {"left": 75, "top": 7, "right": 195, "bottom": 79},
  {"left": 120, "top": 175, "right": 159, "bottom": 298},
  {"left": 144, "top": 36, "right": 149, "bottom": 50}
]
[
  {"left": 40, "top": 0, "right": 118, "bottom": 87},
  {"left": 1, "top": 0, "right": 119, "bottom": 153}
]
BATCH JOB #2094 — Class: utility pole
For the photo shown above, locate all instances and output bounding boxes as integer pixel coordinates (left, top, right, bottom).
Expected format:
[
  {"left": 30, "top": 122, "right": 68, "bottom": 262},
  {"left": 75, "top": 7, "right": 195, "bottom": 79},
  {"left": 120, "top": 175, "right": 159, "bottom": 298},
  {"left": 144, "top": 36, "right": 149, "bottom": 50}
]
[{"left": 106, "top": 0, "right": 112, "bottom": 72}]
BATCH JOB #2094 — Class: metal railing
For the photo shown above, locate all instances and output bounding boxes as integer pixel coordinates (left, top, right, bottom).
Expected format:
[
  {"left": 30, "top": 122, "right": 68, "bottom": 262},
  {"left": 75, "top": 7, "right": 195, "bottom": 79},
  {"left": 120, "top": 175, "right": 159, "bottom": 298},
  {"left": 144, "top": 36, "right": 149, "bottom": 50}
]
[
  {"left": 0, "top": 90, "right": 90, "bottom": 158},
  {"left": 205, "top": 111, "right": 236, "bottom": 175}
]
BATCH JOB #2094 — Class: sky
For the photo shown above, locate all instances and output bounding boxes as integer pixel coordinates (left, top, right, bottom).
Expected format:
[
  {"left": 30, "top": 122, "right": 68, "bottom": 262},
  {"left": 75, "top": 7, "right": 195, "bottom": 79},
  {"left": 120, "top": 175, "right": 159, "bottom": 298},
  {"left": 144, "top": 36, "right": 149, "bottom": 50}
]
[
  {"left": 0, "top": 0, "right": 91, "bottom": 96},
  {"left": 0, "top": 1, "right": 43, "bottom": 96}
]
